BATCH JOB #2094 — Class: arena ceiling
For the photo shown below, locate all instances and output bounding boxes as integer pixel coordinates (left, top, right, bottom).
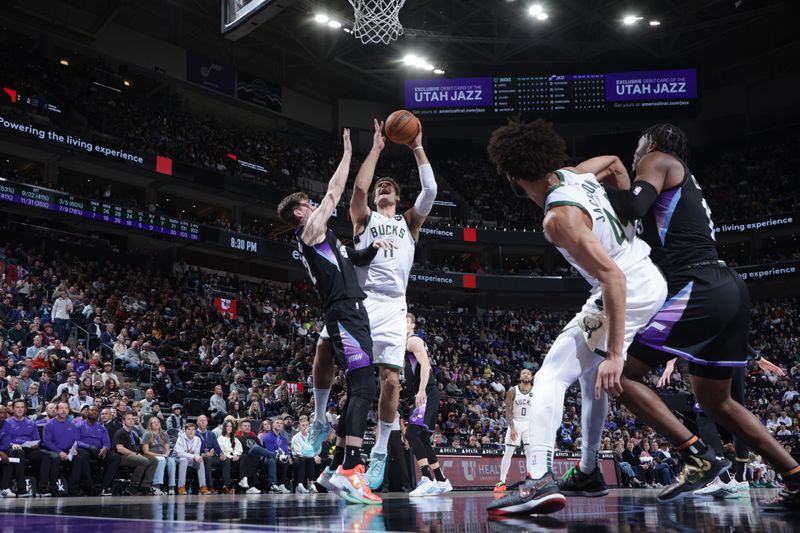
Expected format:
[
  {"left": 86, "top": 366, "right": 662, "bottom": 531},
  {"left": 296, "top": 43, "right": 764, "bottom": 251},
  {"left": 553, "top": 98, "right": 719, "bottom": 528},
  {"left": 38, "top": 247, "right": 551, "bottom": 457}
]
[{"left": 3, "top": 0, "right": 799, "bottom": 102}]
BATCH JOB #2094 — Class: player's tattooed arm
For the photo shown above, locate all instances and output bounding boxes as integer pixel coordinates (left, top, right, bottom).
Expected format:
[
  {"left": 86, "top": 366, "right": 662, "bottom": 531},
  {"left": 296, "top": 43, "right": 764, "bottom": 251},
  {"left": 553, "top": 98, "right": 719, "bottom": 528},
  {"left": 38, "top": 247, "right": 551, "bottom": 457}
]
[
  {"left": 302, "top": 129, "right": 352, "bottom": 246},
  {"left": 350, "top": 119, "right": 385, "bottom": 235},
  {"left": 505, "top": 388, "right": 515, "bottom": 433}
]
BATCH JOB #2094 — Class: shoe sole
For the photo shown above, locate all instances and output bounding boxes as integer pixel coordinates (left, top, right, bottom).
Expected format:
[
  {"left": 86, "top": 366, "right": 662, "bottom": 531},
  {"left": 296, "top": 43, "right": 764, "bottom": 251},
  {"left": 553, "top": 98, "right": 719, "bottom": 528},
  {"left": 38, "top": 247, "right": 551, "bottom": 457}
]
[
  {"left": 657, "top": 459, "right": 731, "bottom": 503},
  {"left": 488, "top": 493, "right": 567, "bottom": 515},
  {"left": 560, "top": 488, "right": 609, "bottom": 497}
]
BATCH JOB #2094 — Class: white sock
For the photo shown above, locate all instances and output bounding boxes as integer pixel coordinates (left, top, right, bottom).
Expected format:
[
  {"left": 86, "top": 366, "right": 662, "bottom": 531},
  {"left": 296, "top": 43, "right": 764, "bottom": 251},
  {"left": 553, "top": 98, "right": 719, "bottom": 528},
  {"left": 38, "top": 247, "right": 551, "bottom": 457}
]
[
  {"left": 372, "top": 420, "right": 394, "bottom": 455},
  {"left": 577, "top": 368, "right": 607, "bottom": 475},
  {"left": 500, "top": 445, "right": 516, "bottom": 483},
  {"left": 313, "top": 388, "right": 330, "bottom": 424},
  {"left": 528, "top": 444, "right": 553, "bottom": 479}
]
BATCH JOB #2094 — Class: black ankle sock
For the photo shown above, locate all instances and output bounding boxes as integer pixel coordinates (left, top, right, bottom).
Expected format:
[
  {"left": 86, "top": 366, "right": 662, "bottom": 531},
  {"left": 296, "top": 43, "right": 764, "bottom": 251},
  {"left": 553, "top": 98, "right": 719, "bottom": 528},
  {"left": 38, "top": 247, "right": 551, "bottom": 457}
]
[
  {"left": 420, "top": 466, "right": 432, "bottom": 480},
  {"left": 342, "top": 446, "right": 362, "bottom": 470},
  {"left": 735, "top": 461, "right": 746, "bottom": 483},
  {"left": 433, "top": 468, "right": 446, "bottom": 482},
  {"left": 678, "top": 437, "right": 709, "bottom": 459},
  {"left": 331, "top": 447, "right": 345, "bottom": 470},
  {"left": 783, "top": 470, "right": 800, "bottom": 490}
]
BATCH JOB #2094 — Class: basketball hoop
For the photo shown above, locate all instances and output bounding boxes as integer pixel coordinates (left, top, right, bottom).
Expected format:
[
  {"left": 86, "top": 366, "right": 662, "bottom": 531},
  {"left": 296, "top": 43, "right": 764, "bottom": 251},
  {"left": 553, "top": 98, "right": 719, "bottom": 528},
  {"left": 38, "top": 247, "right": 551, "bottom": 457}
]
[{"left": 348, "top": 0, "right": 406, "bottom": 45}]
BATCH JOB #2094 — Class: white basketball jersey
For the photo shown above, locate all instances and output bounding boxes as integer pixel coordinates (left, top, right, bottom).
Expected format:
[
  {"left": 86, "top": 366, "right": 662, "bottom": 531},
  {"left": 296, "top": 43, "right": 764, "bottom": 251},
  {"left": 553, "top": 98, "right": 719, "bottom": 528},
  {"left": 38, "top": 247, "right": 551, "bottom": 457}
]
[
  {"left": 354, "top": 211, "right": 415, "bottom": 298},
  {"left": 544, "top": 169, "right": 653, "bottom": 292},
  {"left": 512, "top": 385, "right": 534, "bottom": 422}
]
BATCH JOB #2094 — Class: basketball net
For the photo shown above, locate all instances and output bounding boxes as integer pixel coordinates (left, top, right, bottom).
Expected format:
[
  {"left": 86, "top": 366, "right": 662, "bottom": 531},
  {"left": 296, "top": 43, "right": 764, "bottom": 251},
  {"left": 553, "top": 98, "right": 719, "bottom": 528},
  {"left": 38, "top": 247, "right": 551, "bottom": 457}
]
[{"left": 348, "top": 0, "right": 405, "bottom": 44}]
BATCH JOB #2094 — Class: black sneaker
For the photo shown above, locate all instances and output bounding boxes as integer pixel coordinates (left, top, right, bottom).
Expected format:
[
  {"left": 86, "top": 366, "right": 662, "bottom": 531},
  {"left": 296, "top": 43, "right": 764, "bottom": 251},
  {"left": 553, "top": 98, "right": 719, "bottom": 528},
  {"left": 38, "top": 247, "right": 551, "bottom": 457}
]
[
  {"left": 658, "top": 451, "right": 730, "bottom": 502},
  {"left": 558, "top": 465, "right": 609, "bottom": 497},
  {"left": 760, "top": 486, "right": 800, "bottom": 512},
  {"left": 487, "top": 473, "right": 566, "bottom": 515}
]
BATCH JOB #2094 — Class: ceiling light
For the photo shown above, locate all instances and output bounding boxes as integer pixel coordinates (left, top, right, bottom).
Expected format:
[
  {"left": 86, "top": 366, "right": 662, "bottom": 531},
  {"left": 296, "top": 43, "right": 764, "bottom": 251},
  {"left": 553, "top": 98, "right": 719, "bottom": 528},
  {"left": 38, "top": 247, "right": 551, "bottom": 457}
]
[
  {"left": 328, "top": 20, "right": 342, "bottom": 28},
  {"left": 342, "top": 27, "right": 352, "bottom": 33},
  {"left": 423, "top": 63, "right": 435, "bottom": 71},
  {"left": 433, "top": 68, "right": 445, "bottom": 75},
  {"left": 123, "top": 79, "right": 132, "bottom": 87},
  {"left": 623, "top": 15, "right": 643, "bottom": 25},
  {"left": 649, "top": 20, "right": 661, "bottom": 26},
  {"left": 528, "top": 4, "right": 543, "bottom": 16},
  {"left": 59, "top": 58, "right": 69, "bottom": 66},
  {"left": 536, "top": 12, "right": 548, "bottom": 20},
  {"left": 402, "top": 54, "right": 418, "bottom": 65},
  {"left": 313, "top": 14, "right": 329, "bottom": 23}
]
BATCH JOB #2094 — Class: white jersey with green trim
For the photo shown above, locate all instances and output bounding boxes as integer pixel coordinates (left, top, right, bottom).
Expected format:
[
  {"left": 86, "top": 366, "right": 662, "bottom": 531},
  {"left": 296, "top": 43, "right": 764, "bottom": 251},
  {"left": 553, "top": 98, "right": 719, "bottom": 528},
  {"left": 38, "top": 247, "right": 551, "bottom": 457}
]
[
  {"left": 511, "top": 384, "right": 534, "bottom": 423},
  {"left": 353, "top": 210, "right": 416, "bottom": 299},
  {"left": 543, "top": 169, "right": 652, "bottom": 292}
]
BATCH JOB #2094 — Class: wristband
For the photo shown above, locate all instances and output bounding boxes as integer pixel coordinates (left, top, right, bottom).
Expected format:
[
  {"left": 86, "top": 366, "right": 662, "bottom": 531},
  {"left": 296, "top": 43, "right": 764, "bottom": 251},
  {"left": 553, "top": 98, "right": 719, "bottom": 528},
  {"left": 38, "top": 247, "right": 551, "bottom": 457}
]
[{"left": 413, "top": 146, "right": 424, "bottom": 152}]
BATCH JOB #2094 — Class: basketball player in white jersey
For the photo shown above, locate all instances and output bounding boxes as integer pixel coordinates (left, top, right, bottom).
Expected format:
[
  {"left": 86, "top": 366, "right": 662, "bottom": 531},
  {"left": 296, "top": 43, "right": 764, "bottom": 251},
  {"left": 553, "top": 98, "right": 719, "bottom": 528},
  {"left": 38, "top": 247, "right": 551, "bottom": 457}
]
[
  {"left": 494, "top": 369, "right": 535, "bottom": 493},
  {"left": 486, "top": 118, "right": 667, "bottom": 515},
  {"left": 301, "top": 119, "right": 437, "bottom": 491},
  {"left": 350, "top": 119, "right": 437, "bottom": 489}
]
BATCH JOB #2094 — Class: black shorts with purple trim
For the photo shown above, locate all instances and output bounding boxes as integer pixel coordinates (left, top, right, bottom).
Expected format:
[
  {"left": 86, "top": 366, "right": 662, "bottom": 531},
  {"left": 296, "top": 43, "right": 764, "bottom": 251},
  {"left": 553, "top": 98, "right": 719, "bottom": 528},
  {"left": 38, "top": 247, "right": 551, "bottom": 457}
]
[
  {"left": 324, "top": 298, "right": 374, "bottom": 374},
  {"left": 408, "top": 386, "right": 439, "bottom": 432},
  {"left": 629, "top": 263, "right": 750, "bottom": 379}
]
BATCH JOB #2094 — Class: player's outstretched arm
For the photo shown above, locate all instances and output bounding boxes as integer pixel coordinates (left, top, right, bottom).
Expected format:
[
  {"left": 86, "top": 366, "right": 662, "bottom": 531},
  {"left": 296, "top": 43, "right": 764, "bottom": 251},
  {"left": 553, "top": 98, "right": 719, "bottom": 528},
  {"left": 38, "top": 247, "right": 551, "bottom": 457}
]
[
  {"left": 407, "top": 336, "right": 431, "bottom": 408},
  {"left": 302, "top": 129, "right": 352, "bottom": 246},
  {"left": 404, "top": 123, "right": 437, "bottom": 237},
  {"left": 344, "top": 240, "right": 394, "bottom": 267},
  {"left": 572, "top": 156, "right": 630, "bottom": 189},
  {"left": 351, "top": 119, "right": 385, "bottom": 235},
  {"left": 544, "top": 205, "right": 626, "bottom": 400}
]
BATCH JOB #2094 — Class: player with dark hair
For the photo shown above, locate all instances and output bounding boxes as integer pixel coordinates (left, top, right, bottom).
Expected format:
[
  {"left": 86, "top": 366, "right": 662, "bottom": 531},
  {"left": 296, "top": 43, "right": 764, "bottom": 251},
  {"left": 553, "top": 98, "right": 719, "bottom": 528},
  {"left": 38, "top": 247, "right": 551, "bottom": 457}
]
[
  {"left": 485, "top": 118, "right": 668, "bottom": 514},
  {"left": 593, "top": 123, "right": 800, "bottom": 509},
  {"left": 404, "top": 312, "right": 452, "bottom": 497},
  {"left": 277, "top": 128, "right": 390, "bottom": 505}
]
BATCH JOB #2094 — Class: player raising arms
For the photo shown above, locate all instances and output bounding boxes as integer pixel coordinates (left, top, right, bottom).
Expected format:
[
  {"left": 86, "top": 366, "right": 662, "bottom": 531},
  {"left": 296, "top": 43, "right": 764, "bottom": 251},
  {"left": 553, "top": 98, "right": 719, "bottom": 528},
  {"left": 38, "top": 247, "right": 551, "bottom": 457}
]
[
  {"left": 594, "top": 124, "right": 800, "bottom": 509},
  {"left": 494, "top": 369, "right": 535, "bottom": 494},
  {"left": 485, "top": 118, "right": 667, "bottom": 515},
  {"left": 347, "top": 119, "right": 438, "bottom": 490},
  {"left": 277, "top": 129, "right": 388, "bottom": 505}
]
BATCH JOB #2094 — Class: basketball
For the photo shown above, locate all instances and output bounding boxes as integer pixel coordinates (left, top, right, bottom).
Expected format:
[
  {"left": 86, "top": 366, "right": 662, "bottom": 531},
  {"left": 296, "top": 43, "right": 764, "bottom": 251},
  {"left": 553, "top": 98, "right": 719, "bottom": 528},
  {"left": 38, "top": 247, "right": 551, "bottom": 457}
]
[{"left": 384, "top": 109, "right": 420, "bottom": 145}]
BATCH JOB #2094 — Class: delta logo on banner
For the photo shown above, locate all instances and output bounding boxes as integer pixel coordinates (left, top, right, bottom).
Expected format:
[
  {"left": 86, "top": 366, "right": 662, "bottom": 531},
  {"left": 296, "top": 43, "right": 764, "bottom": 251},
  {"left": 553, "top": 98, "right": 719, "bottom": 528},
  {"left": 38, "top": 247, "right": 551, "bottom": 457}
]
[{"left": 213, "top": 297, "right": 237, "bottom": 320}]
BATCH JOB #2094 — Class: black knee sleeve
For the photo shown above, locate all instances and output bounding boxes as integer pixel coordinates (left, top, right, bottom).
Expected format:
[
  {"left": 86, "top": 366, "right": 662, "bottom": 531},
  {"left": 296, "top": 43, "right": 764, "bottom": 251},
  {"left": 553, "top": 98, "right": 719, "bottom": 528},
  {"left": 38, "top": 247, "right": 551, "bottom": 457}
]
[
  {"left": 424, "top": 437, "right": 438, "bottom": 465},
  {"left": 336, "top": 400, "right": 348, "bottom": 440},
  {"left": 348, "top": 367, "right": 377, "bottom": 402},
  {"left": 405, "top": 424, "right": 427, "bottom": 462}
]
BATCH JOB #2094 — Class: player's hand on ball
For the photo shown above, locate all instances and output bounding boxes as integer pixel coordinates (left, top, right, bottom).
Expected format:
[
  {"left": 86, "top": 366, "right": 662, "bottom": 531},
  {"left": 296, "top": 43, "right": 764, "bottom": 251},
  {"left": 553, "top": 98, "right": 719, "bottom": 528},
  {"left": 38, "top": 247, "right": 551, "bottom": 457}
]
[
  {"left": 372, "top": 119, "right": 386, "bottom": 152},
  {"left": 372, "top": 239, "right": 394, "bottom": 250},
  {"left": 595, "top": 357, "right": 624, "bottom": 400}
]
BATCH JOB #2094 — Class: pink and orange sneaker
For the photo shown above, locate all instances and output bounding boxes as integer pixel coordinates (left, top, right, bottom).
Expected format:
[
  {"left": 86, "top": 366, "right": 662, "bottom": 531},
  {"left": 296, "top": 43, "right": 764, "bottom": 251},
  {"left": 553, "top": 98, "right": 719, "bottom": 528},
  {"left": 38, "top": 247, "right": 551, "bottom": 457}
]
[{"left": 330, "top": 464, "right": 383, "bottom": 505}]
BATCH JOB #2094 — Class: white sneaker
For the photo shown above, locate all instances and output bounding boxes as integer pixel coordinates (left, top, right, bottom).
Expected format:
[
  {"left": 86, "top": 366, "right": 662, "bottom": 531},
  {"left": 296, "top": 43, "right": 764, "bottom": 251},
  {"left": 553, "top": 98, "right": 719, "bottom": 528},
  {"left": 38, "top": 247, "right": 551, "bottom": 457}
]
[
  {"left": 168, "top": 488, "right": 176, "bottom": 495},
  {"left": 436, "top": 479, "right": 453, "bottom": 494},
  {"left": 246, "top": 487, "right": 261, "bottom": 494},
  {"left": 309, "top": 483, "right": 318, "bottom": 493},
  {"left": 238, "top": 477, "right": 250, "bottom": 489},
  {"left": 0, "top": 488, "right": 15, "bottom": 498},
  {"left": 278, "top": 484, "right": 291, "bottom": 494},
  {"left": 296, "top": 483, "right": 309, "bottom": 494},
  {"left": 693, "top": 476, "right": 723, "bottom": 497},
  {"left": 409, "top": 477, "right": 439, "bottom": 497},
  {"left": 737, "top": 481, "right": 751, "bottom": 498},
  {"left": 710, "top": 479, "right": 739, "bottom": 499},
  {"left": 151, "top": 487, "right": 164, "bottom": 496},
  {"left": 316, "top": 467, "right": 338, "bottom": 494}
]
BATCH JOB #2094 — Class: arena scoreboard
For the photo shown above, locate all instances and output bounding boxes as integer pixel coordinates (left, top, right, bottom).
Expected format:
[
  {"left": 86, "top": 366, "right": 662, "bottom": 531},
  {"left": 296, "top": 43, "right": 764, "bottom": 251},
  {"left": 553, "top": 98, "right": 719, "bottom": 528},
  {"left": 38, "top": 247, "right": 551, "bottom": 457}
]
[
  {"left": 0, "top": 181, "right": 200, "bottom": 241},
  {"left": 405, "top": 69, "right": 698, "bottom": 117}
]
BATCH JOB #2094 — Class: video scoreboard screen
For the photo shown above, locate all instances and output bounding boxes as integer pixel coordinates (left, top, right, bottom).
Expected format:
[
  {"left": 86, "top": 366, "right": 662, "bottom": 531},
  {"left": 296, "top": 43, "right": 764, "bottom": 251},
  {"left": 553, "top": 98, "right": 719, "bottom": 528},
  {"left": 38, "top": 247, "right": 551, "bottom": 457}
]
[{"left": 405, "top": 69, "right": 697, "bottom": 117}]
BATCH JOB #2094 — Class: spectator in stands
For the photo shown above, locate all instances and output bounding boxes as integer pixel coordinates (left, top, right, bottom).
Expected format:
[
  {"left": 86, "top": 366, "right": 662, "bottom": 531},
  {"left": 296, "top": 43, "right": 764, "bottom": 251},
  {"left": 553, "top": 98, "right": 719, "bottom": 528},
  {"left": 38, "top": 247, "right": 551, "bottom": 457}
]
[
  {"left": 141, "top": 417, "right": 176, "bottom": 495},
  {"left": 68, "top": 388, "right": 93, "bottom": 416},
  {"left": 7, "top": 322, "right": 27, "bottom": 346},
  {"left": 174, "top": 422, "right": 211, "bottom": 495},
  {"left": 7, "top": 399, "right": 52, "bottom": 495},
  {"left": 1, "top": 377, "right": 23, "bottom": 404},
  {"left": 262, "top": 417, "right": 291, "bottom": 494},
  {"left": 0, "top": 367, "right": 7, "bottom": 390},
  {"left": 196, "top": 415, "right": 224, "bottom": 494},
  {"left": 111, "top": 412, "right": 157, "bottom": 495},
  {"left": 55, "top": 372, "right": 78, "bottom": 398},
  {"left": 291, "top": 417, "right": 318, "bottom": 494},
  {"left": 209, "top": 385, "right": 227, "bottom": 425},
  {"left": 140, "top": 389, "right": 156, "bottom": 415},
  {"left": 101, "top": 362, "right": 120, "bottom": 387},
  {"left": 80, "top": 361, "right": 103, "bottom": 386},
  {"left": 25, "top": 382, "right": 43, "bottom": 416},
  {"left": 42, "top": 402, "right": 91, "bottom": 496},
  {"left": 123, "top": 341, "right": 143, "bottom": 376},
  {"left": 146, "top": 402, "right": 165, "bottom": 426},
  {"left": 37, "top": 370, "right": 56, "bottom": 402},
  {"left": 167, "top": 404, "right": 185, "bottom": 432},
  {"left": 218, "top": 420, "right": 260, "bottom": 494},
  {"left": 76, "top": 405, "right": 118, "bottom": 496},
  {"left": 0, "top": 405, "right": 27, "bottom": 497},
  {"left": 26, "top": 335, "right": 44, "bottom": 359},
  {"left": 51, "top": 290, "right": 73, "bottom": 343}
]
